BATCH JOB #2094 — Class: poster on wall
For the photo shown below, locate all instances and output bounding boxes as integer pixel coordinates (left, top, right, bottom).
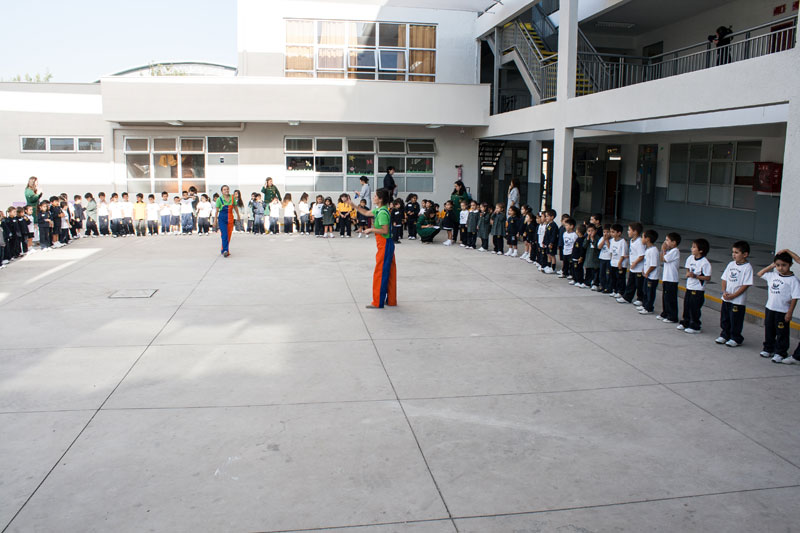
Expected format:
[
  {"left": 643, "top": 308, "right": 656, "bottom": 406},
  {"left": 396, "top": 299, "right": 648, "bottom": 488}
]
[{"left": 753, "top": 162, "right": 783, "bottom": 193}]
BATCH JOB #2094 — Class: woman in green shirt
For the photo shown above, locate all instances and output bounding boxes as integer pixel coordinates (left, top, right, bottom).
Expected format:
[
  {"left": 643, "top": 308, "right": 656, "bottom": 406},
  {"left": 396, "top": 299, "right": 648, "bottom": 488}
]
[
  {"left": 351, "top": 188, "right": 397, "bottom": 309},
  {"left": 25, "top": 176, "right": 42, "bottom": 223}
]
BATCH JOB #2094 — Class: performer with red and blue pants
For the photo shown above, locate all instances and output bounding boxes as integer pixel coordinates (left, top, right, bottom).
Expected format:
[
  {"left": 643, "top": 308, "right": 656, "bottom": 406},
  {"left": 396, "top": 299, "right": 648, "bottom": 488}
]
[
  {"left": 352, "top": 188, "right": 397, "bottom": 309},
  {"left": 216, "top": 185, "right": 238, "bottom": 257}
]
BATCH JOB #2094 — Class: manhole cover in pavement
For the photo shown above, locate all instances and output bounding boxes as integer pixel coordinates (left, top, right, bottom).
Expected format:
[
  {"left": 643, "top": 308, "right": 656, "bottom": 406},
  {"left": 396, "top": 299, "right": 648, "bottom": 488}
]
[{"left": 109, "top": 289, "right": 158, "bottom": 299}]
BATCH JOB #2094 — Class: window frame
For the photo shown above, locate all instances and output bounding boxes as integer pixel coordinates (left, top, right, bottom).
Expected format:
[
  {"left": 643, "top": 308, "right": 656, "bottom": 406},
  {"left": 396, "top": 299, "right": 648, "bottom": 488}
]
[
  {"left": 78, "top": 137, "right": 104, "bottom": 152},
  {"left": 284, "top": 137, "right": 314, "bottom": 153},
  {"left": 20, "top": 137, "right": 47, "bottom": 153}
]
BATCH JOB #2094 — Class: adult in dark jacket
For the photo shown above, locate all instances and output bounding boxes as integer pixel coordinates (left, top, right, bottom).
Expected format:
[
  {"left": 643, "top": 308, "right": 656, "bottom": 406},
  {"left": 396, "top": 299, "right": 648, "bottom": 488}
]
[
  {"left": 383, "top": 167, "right": 397, "bottom": 199},
  {"left": 261, "top": 177, "right": 282, "bottom": 204}
]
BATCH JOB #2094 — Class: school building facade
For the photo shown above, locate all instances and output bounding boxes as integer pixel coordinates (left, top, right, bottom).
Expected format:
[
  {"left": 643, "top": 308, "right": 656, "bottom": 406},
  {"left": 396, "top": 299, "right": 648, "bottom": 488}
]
[{"left": 0, "top": 0, "right": 798, "bottom": 251}]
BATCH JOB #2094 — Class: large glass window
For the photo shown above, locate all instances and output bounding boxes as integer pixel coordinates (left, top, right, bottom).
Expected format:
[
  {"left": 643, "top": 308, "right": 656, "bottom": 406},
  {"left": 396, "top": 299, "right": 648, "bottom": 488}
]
[
  {"left": 285, "top": 19, "right": 436, "bottom": 81},
  {"left": 667, "top": 141, "right": 761, "bottom": 210},
  {"left": 285, "top": 136, "right": 435, "bottom": 193},
  {"left": 49, "top": 138, "right": 75, "bottom": 151},
  {"left": 21, "top": 137, "right": 46, "bottom": 152}
]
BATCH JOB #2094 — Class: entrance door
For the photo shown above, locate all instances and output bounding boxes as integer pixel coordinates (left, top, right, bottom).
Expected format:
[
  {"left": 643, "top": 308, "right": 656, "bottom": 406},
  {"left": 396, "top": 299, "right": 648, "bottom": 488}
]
[
  {"left": 637, "top": 144, "right": 658, "bottom": 224},
  {"left": 604, "top": 169, "right": 618, "bottom": 220}
]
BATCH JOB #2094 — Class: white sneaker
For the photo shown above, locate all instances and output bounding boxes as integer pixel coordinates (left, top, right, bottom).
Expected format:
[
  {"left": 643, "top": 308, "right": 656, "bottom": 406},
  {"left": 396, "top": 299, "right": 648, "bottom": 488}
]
[
  {"left": 568, "top": 280, "right": 575, "bottom": 285},
  {"left": 477, "top": 247, "right": 486, "bottom": 252},
  {"left": 781, "top": 356, "right": 799, "bottom": 364},
  {"left": 616, "top": 297, "right": 628, "bottom": 303},
  {"left": 460, "top": 243, "right": 466, "bottom": 247},
  {"left": 638, "top": 309, "right": 652, "bottom": 315},
  {"left": 504, "top": 249, "right": 512, "bottom": 256},
  {"left": 538, "top": 266, "right": 544, "bottom": 272},
  {"left": 567, "top": 275, "right": 573, "bottom": 280},
  {"left": 759, "top": 351, "right": 772, "bottom": 358},
  {"left": 662, "top": 319, "right": 677, "bottom": 324},
  {"left": 520, "top": 252, "right": 529, "bottom": 260},
  {"left": 714, "top": 337, "right": 727, "bottom": 344},
  {"left": 635, "top": 305, "right": 644, "bottom": 311},
  {"left": 656, "top": 315, "right": 664, "bottom": 321},
  {"left": 511, "top": 250, "right": 518, "bottom": 257},
  {"left": 725, "top": 339, "right": 740, "bottom": 347},
  {"left": 684, "top": 328, "right": 700, "bottom": 334},
  {"left": 772, "top": 354, "right": 785, "bottom": 363},
  {"left": 590, "top": 286, "right": 598, "bottom": 291},
  {"left": 526, "top": 258, "right": 534, "bottom": 263},
  {"left": 677, "top": 324, "right": 685, "bottom": 330},
  {"left": 557, "top": 269, "right": 563, "bottom": 275},
  {"left": 632, "top": 300, "right": 643, "bottom": 306},
  {"left": 496, "top": 251, "right": 503, "bottom": 255},
  {"left": 543, "top": 266, "right": 554, "bottom": 274},
  {"left": 443, "top": 240, "right": 451, "bottom": 246}
]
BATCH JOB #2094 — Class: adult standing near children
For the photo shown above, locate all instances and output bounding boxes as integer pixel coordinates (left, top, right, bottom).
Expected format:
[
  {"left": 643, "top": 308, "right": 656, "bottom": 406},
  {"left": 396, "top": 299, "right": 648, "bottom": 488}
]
[
  {"left": 383, "top": 167, "right": 397, "bottom": 200},
  {"left": 216, "top": 185, "right": 239, "bottom": 257},
  {"left": 355, "top": 175, "right": 371, "bottom": 208},
  {"left": 261, "top": 177, "right": 281, "bottom": 204},
  {"left": 351, "top": 188, "right": 397, "bottom": 309},
  {"left": 25, "top": 176, "right": 42, "bottom": 223},
  {"left": 507, "top": 178, "right": 520, "bottom": 216}
]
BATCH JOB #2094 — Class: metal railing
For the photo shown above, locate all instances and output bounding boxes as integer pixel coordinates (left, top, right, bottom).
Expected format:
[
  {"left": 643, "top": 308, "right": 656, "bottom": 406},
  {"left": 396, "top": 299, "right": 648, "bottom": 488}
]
[
  {"left": 501, "top": 21, "right": 551, "bottom": 97},
  {"left": 540, "top": 61, "right": 558, "bottom": 102},
  {"left": 577, "top": 15, "right": 797, "bottom": 94}
]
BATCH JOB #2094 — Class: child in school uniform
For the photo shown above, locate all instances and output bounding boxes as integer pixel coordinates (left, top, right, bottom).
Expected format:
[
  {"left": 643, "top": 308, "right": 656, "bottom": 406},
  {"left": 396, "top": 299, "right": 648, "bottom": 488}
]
[
  {"left": 322, "top": 197, "right": 336, "bottom": 238},
  {"left": 619, "top": 222, "right": 645, "bottom": 305},
  {"left": 609, "top": 223, "right": 628, "bottom": 298},
  {"left": 504, "top": 206, "right": 521, "bottom": 257},
  {"left": 390, "top": 199, "right": 404, "bottom": 243},
  {"left": 282, "top": 194, "right": 295, "bottom": 234},
  {"left": 542, "top": 209, "right": 559, "bottom": 273},
  {"left": 583, "top": 224, "right": 600, "bottom": 289},
  {"left": 298, "top": 193, "right": 310, "bottom": 235},
  {"left": 121, "top": 193, "right": 135, "bottom": 235},
  {"left": 58, "top": 200, "right": 71, "bottom": 244},
  {"left": 466, "top": 200, "right": 479, "bottom": 250},
  {"left": 559, "top": 218, "right": 577, "bottom": 276},
  {"left": 405, "top": 194, "right": 420, "bottom": 240},
  {"left": 476, "top": 202, "right": 491, "bottom": 252},
  {"left": 490, "top": 202, "right": 506, "bottom": 255},
  {"left": 520, "top": 212, "right": 535, "bottom": 262},
  {"left": 570, "top": 224, "right": 587, "bottom": 287},
  {"left": 252, "top": 194, "right": 265, "bottom": 234},
  {"left": 38, "top": 201, "right": 52, "bottom": 250},
  {"left": 268, "top": 196, "right": 281, "bottom": 235},
  {"left": 356, "top": 199, "right": 369, "bottom": 238},
  {"left": 715, "top": 241, "right": 754, "bottom": 347},
  {"left": 72, "top": 195, "right": 84, "bottom": 239},
  {"left": 535, "top": 213, "right": 546, "bottom": 267},
  {"left": 658, "top": 232, "right": 682, "bottom": 323},
  {"left": 597, "top": 224, "right": 612, "bottom": 292},
  {"left": 636, "top": 229, "right": 660, "bottom": 314},
  {"left": 97, "top": 192, "right": 110, "bottom": 236},
  {"left": 441, "top": 201, "right": 458, "bottom": 246},
  {"left": 556, "top": 214, "right": 568, "bottom": 275},
  {"left": 757, "top": 249, "right": 800, "bottom": 363},
  {"left": 146, "top": 194, "right": 160, "bottom": 235},
  {"left": 458, "top": 200, "right": 469, "bottom": 247},
  {"left": 678, "top": 238, "right": 712, "bottom": 334},
  {"left": 158, "top": 192, "right": 171, "bottom": 234},
  {"left": 311, "top": 195, "right": 325, "bottom": 237},
  {"left": 108, "top": 194, "right": 122, "bottom": 238},
  {"left": 170, "top": 197, "right": 181, "bottom": 234},
  {"left": 196, "top": 194, "right": 212, "bottom": 235}
]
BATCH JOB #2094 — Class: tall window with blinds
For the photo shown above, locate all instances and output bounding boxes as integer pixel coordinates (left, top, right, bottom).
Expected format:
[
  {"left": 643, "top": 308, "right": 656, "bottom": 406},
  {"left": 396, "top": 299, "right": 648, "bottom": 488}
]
[{"left": 285, "top": 19, "right": 436, "bottom": 81}]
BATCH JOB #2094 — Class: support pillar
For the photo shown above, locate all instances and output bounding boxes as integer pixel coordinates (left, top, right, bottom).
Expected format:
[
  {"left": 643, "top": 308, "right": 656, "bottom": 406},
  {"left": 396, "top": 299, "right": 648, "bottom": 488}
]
[
  {"left": 556, "top": 0, "right": 578, "bottom": 102},
  {"left": 552, "top": 126, "right": 574, "bottom": 217},
  {"left": 776, "top": 100, "right": 800, "bottom": 318}
]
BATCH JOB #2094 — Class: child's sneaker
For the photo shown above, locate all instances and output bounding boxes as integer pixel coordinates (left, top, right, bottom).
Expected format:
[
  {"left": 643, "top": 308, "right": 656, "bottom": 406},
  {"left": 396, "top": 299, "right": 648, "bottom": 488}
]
[
  {"left": 557, "top": 269, "right": 563, "bottom": 275},
  {"left": 772, "top": 354, "right": 785, "bottom": 363},
  {"left": 676, "top": 324, "right": 685, "bottom": 330},
  {"left": 477, "top": 247, "right": 486, "bottom": 252},
  {"left": 656, "top": 315, "right": 664, "bottom": 321},
  {"left": 638, "top": 309, "right": 652, "bottom": 315},
  {"left": 558, "top": 274, "right": 566, "bottom": 279},
  {"left": 662, "top": 319, "right": 677, "bottom": 324},
  {"left": 684, "top": 328, "right": 700, "bottom": 334},
  {"left": 526, "top": 258, "right": 534, "bottom": 264},
  {"left": 590, "top": 285, "right": 598, "bottom": 291},
  {"left": 543, "top": 266, "right": 554, "bottom": 274},
  {"left": 714, "top": 337, "right": 727, "bottom": 344},
  {"left": 781, "top": 356, "right": 799, "bottom": 364},
  {"left": 568, "top": 280, "right": 575, "bottom": 285},
  {"left": 632, "top": 300, "right": 643, "bottom": 306},
  {"left": 759, "top": 350, "right": 772, "bottom": 358},
  {"left": 725, "top": 340, "right": 740, "bottom": 347},
  {"left": 496, "top": 251, "right": 503, "bottom": 255},
  {"left": 443, "top": 240, "right": 451, "bottom": 246},
  {"left": 504, "top": 249, "right": 512, "bottom": 256},
  {"left": 511, "top": 249, "right": 518, "bottom": 257},
  {"left": 520, "top": 252, "right": 529, "bottom": 260},
  {"left": 460, "top": 243, "right": 465, "bottom": 247},
  {"left": 615, "top": 297, "right": 628, "bottom": 303},
  {"left": 567, "top": 275, "right": 573, "bottom": 280},
  {"left": 635, "top": 305, "right": 644, "bottom": 311}
]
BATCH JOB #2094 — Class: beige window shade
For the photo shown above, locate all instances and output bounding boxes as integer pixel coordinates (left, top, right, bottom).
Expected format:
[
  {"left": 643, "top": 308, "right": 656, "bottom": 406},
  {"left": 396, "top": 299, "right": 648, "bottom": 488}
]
[
  {"left": 286, "top": 46, "right": 314, "bottom": 70},
  {"left": 410, "top": 50, "right": 435, "bottom": 75},
  {"left": 318, "top": 48, "right": 344, "bottom": 69},
  {"left": 318, "top": 21, "right": 345, "bottom": 45},
  {"left": 286, "top": 20, "right": 314, "bottom": 44},
  {"left": 409, "top": 25, "right": 436, "bottom": 49}
]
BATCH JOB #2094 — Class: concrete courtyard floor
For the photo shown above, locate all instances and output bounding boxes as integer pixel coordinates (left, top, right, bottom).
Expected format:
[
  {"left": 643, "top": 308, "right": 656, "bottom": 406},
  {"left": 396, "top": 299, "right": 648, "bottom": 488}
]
[{"left": 1, "top": 232, "right": 800, "bottom": 533}]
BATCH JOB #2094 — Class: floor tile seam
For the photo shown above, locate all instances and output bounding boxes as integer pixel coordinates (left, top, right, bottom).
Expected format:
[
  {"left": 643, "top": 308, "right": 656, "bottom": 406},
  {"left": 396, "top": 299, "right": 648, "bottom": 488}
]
[
  {"left": 0, "top": 408, "right": 97, "bottom": 415},
  {"left": 661, "top": 382, "right": 800, "bottom": 471},
  {"left": 99, "top": 398, "right": 399, "bottom": 412},
  {"left": 329, "top": 239, "right": 457, "bottom": 528},
  {"left": 249, "top": 517, "right": 456, "bottom": 533},
  {"left": 661, "top": 373, "right": 800, "bottom": 386},
  {"left": 0, "top": 241, "right": 127, "bottom": 308},
  {"left": 176, "top": 297, "right": 520, "bottom": 307},
  {"left": 398, "top": 382, "right": 667, "bottom": 402},
  {"left": 442, "top": 483, "right": 800, "bottom": 523},
  {"left": 0, "top": 251, "right": 221, "bottom": 533},
  {"left": 573, "top": 330, "right": 664, "bottom": 385}
]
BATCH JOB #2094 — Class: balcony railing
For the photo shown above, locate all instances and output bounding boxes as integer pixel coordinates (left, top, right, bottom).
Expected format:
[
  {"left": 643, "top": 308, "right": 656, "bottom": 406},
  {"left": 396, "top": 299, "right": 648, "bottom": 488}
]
[{"left": 578, "top": 15, "right": 797, "bottom": 94}]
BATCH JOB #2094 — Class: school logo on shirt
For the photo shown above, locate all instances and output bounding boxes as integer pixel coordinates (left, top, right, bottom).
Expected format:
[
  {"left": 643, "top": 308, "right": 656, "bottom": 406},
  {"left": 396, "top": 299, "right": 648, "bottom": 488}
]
[
  {"left": 729, "top": 270, "right": 739, "bottom": 282},
  {"left": 770, "top": 278, "right": 785, "bottom": 294}
]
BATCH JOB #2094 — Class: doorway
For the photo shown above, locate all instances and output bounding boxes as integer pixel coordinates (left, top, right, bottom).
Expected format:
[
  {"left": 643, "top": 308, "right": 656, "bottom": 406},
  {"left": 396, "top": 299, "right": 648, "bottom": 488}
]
[
  {"left": 637, "top": 144, "right": 658, "bottom": 224},
  {"left": 604, "top": 166, "right": 618, "bottom": 220}
]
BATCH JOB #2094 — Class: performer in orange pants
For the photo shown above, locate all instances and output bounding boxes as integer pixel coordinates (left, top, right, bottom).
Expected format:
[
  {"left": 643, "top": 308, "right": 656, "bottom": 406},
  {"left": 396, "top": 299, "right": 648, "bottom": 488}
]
[
  {"left": 215, "top": 185, "right": 239, "bottom": 257},
  {"left": 352, "top": 188, "right": 397, "bottom": 309}
]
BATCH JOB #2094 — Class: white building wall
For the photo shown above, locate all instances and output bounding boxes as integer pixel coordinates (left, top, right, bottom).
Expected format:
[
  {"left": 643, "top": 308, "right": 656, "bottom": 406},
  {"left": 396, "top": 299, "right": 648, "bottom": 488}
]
[{"left": 238, "top": 0, "right": 479, "bottom": 84}]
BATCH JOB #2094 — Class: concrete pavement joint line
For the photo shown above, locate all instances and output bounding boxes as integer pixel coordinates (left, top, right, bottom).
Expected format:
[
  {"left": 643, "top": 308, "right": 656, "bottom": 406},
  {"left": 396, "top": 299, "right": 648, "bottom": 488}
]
[
  {"left": 0, "top": 408, "right": 98, "bottom": 415},
  {"left": 330, "top": 239, "right": 458, "bottom": 532},
  {"left": 98, "top": 398, "right": 399, "bottom": 411},
  {"left": 252, "top": 517, "right": 457, "bottom": 533},
  {"left": 661, "top": 382, "right": 800, "bottom": 471},
  {"left": 0, "top": 238, "right": 126, "bottom": 308},
  {"left": 1, "top": 251, "right": 222, "bottom": 533}
]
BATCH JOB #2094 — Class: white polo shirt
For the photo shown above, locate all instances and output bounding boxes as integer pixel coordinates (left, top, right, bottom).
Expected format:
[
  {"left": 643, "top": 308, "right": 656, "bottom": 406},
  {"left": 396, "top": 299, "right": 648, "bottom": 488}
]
[
  {"left": 721, "top": 261, "right": 754, "bottom": 305},
  {"left": 643, "top": 246, "right": 660, "bottom": 280},
  {"left": 629, "top": 237, "right": 645, "bottom": 273},
  {"left": 598, "top": 236, "right": 612, "bottom": 260},
  {"left": 661, "top": 248, "right": 680, "bottom": 283},
  {"left": 685, "top": 255, "right": 712, "bottom": 291},
  {"left": 762, "top": 271, "right": 800, "bottom": 313},
  {"left": 610, "top": 238, "right": 628, "bottom": 268},
  {"left": 563, "top": 231, "right": 578, "bottom": 255}
]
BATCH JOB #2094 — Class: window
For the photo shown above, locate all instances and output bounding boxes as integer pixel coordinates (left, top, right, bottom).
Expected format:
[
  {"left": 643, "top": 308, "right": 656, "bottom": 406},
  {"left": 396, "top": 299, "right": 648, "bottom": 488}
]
[
  {"left": 21, "top": 137, "right": 46, "bottom": 152},
  {"left": 181, "top": 138, "right": 204, "bottom": 152},
  {"left": 285, "top": 136, "right": 434, "bottom": 193},
  {"left": 49, "top": 138, "right": 75, "bottom": 151},
  {"left": 667, "top": 141, "right": 761, "bottom": 210},
  {"left": 285, "top": 19, "right": 436, "bottom": 81},
  {"left": 126, "top": 138, "right": 148, "bottom": 152},
  {"left": 78, "top": 138, "right": 103, "bottom": 151},
  {"left": 208, "top": 137, "right": 238, "bottom": 153}
]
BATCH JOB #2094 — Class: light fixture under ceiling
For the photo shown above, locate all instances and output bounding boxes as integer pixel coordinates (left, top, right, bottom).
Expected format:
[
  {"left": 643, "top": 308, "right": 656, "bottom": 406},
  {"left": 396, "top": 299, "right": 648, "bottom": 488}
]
[
  {"left": 595, "top": 21, "right": 636, "bottom": 29},
  {"left": 425, "top": 124, "right": 443, "bottom": 129},
  {"left": 288, "top": 121, "right": 300, "bottom": 126},
  {"left": 166, "top": 120, "right": 183, "bottom": 126}
]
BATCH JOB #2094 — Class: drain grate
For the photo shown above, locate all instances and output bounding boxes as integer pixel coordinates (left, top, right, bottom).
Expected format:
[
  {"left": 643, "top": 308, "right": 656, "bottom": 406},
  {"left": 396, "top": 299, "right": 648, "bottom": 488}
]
[{"left": 109, "top": 289, "right": 158, "bottom": 299}]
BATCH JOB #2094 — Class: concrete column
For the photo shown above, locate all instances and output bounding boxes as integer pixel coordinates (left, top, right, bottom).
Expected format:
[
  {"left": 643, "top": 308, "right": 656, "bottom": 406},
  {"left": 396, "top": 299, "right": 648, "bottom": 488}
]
[
  {"left": 493, "top": 27, "right": 500, "bottom": 115},
  {"left": 776, "top": 99, "right": 800, "bottom": 265},
  {"left": 556, "top": 0, "right": 578, "bottom": 102},
  {"left": 552, "top": 126, "right": 574, "bottom": 217},
  {"left": 528, "top": 140, "right": 543, "bottom": 209}
]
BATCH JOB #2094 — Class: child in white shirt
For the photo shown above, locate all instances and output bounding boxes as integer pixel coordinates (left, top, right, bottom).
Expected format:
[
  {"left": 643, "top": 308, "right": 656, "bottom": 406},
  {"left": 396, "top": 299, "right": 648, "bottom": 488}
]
[
  {"left": 637, "top": 229, "right": 660, "bottom": 314},
  {"left": 298, "top": 193, "right": 310, "bottom": 235},
  {"left": 716, "top": 240, "right": 754, "bottom": 347},
  {"left": 678, "top": 238, "right": 712, "bottom": 334},
  {"left": 757, "top": 249, "right": 800, "bottom": 363},
  {"left": 170, "top": 197, "right": 181, "bottom": 234},
  {"left": 282, "top": 194, "right": 295, "bottom": 234},
  {"left": 658, "top": 232, "right": 682, "bottom": 323},
  {"left": 196, "top": 194, "right": 213, "bottom": 235},
  {"left": 619, "top": 222, "right": 645, "bottom": 305},
  {"left": 609, "top": 223, "right": 628, "bottom": 298},
  {"left": 597, "top": 224, "right": 612, "bottom": 293},
  {"left": 146, "top": 194, "right": 160, "bottom": 235},
  {"left": 559, "top": 218, "right": 577, "bottom": 279},
  {"left": 158, "top": 192, "right": 172, "bottom": 234},
  {"left": 269, "top": 197, "right": 281, "bottom": 234},
  {"left": 108, "top": 194, "right": 123, "bottom": 238}
]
